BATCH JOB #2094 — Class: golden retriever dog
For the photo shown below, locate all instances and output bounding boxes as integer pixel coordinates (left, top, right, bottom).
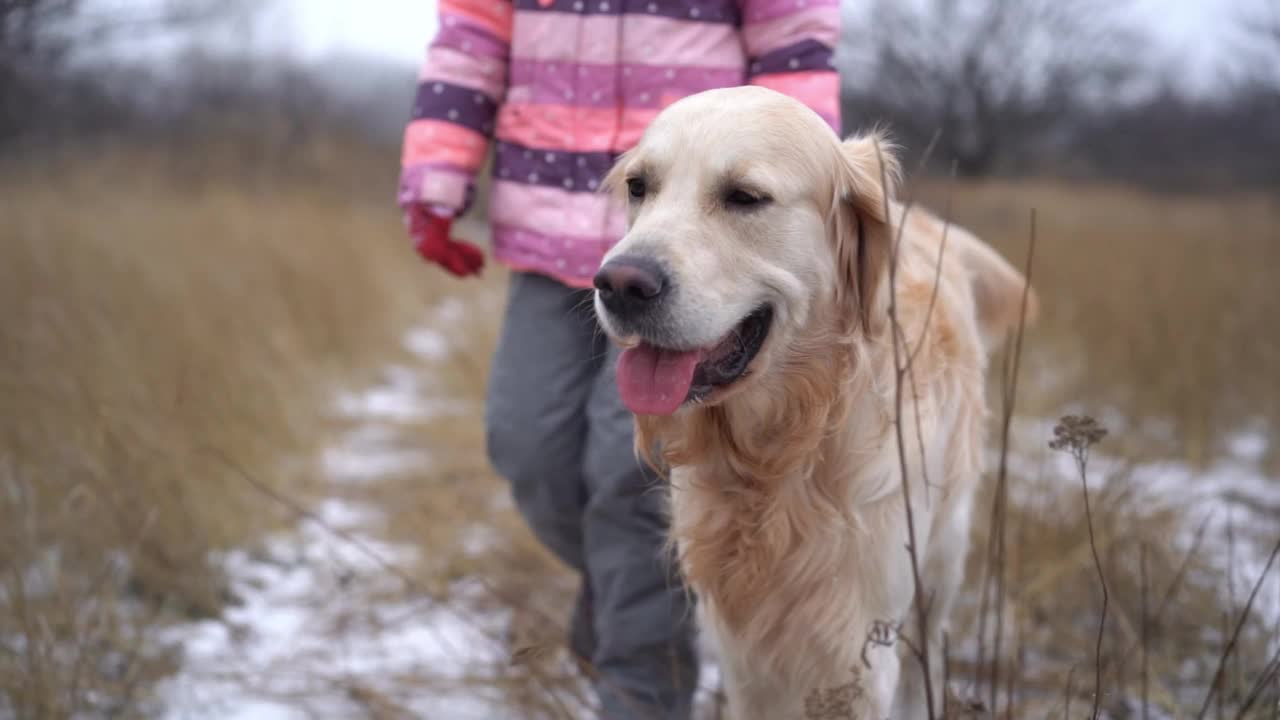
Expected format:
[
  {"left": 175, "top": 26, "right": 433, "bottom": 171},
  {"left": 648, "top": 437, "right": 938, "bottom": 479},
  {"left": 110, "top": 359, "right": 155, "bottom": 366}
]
[{"left": 591, "top": 86, "right": 1035, "bottom": 719}]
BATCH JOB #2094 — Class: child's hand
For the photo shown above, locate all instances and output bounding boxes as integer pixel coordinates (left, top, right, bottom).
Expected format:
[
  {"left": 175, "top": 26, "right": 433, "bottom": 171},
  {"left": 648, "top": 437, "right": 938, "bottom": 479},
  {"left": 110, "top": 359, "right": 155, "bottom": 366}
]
[{"left": 406, "top": 204, "right": 484, "bottom": 278}]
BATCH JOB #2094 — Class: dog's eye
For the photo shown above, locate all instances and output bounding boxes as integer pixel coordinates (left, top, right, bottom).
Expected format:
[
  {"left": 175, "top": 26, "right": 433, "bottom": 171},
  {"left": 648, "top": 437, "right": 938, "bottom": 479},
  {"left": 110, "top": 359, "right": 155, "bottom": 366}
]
[
  {"left": 627, "top": 177, "right": 646, "bottom": 200},
  {"left": 726, "top": 189, "right": 767, "bottom": 209}
]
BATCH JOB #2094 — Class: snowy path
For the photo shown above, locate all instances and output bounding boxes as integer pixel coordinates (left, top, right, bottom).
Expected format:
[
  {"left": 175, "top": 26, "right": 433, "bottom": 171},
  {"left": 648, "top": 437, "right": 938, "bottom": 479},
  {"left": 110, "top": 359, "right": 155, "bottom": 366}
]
[
  {"left": 157, "top": 297, "right": 720, "bottom": 719},
  {"left": 158, "top": 300, "right": 524, "bottom": 719}
]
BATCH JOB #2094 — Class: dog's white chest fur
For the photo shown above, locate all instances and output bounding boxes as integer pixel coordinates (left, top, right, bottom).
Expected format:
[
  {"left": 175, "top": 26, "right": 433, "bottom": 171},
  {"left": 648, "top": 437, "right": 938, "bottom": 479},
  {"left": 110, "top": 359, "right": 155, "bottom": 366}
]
[{"left": 668, "top": 446, "right": 948, "bottom": 719}]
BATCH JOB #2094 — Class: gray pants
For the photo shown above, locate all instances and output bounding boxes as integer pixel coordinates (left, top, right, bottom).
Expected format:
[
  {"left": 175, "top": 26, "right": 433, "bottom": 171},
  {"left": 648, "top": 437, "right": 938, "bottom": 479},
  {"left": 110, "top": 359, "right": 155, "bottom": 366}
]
[{"left": 485, "top": 271, "right": 698, "bottom": 719}]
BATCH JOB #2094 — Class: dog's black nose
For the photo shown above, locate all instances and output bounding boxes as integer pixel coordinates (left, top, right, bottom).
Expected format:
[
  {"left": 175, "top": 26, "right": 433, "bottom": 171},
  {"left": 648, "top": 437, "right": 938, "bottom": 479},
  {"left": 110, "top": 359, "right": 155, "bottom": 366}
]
[{"left": 594, "top": 256, "right": 668, "bottom": 318}]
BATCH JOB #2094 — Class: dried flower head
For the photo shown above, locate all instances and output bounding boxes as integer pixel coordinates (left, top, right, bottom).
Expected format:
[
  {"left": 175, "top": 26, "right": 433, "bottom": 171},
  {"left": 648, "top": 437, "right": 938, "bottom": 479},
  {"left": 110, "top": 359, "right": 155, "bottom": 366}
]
[{"left": 1048, "top": 414, "right": 1108, "bottom": 455}]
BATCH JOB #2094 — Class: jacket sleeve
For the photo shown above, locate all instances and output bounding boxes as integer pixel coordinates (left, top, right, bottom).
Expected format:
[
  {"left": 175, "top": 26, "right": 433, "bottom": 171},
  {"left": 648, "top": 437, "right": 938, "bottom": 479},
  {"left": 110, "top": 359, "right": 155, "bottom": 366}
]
[
  {"left": 739, "top": 0, "right": 842, "bottom": 133},
  {"left": 398, "top": 0, "right": 514, "bottom": 215}
]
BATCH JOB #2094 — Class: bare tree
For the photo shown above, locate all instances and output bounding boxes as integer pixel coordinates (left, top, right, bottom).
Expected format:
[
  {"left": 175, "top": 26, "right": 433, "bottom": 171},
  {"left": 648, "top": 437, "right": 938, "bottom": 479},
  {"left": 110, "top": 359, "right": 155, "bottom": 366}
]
[
  {"left": 843, "top": 0, "right": 1141, "bottom": 177},
  {"left": 1224, "top": 0, "right": 1280, "bottom": 186},
  {"left": 1, "top": 0, "right": 78, "bottom": 137},
  {"left": 0, "top": 0, "right": 257, "bottom": 144},
  {"left": 1233, "top": 0, "right": 1280, "bottom": 94}
]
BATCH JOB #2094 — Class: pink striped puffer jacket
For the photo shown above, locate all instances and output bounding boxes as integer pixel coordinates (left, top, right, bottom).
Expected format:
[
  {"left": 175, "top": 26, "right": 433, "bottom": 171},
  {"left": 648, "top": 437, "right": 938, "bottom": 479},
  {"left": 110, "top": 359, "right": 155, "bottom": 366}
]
[{"left": 399, "top": 0, "right": 842, "bottom": 288}]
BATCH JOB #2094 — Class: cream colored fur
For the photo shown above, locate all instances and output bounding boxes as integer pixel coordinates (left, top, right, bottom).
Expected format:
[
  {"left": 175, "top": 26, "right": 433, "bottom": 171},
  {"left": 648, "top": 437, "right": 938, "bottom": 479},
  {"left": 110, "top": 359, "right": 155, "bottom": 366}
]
[{"left": 595, "top": 86, "right": 1037, "bottom": 719}]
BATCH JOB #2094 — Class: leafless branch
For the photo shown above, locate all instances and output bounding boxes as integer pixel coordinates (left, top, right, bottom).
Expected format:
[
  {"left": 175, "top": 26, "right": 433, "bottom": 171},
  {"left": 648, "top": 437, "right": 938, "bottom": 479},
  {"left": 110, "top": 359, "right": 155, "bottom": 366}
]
[
  {"left": 1140, "top": 541, "right": 1150, "bottom": 720},
  {"left": 1064, "top": 663, "right": 1078, "bottom": 719},
  {"left": 875, "top": 138, "right": 937, "bottom": 720},
  {"left": 1233, "top": 641, "right": 1280, "bottom": 720},
  {"left": 1197, "top": 534, "right": 1280, "bottom": 719},
  {"left": 1049, "top": 413, "right": 1109, "bottom": 720}
]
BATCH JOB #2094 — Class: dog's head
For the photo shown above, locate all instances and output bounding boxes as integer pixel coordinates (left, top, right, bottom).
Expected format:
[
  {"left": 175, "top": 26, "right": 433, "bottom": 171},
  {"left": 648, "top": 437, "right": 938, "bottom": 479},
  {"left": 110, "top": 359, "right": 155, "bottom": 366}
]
[{"left": 594, "top": 86, "right": 899, "bottom": 416}]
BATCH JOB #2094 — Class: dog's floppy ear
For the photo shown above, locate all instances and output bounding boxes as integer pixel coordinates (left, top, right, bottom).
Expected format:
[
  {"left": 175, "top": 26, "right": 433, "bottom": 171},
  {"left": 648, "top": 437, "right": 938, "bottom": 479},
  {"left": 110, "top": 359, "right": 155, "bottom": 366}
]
[{"left": 831, "top": 131, "right": 902, "bottom": 336}]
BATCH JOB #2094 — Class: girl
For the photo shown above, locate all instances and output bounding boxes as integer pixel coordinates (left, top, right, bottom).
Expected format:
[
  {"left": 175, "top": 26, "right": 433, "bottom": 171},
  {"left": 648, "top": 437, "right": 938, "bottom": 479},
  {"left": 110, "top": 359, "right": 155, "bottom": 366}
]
[{"left": 399, "top": 2, "right": 841, "bottom": 716}]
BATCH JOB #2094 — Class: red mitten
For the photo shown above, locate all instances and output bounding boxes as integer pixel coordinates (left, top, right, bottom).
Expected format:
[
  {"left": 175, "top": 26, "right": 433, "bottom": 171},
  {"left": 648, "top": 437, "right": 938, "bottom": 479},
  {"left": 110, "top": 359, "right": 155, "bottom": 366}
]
[{"left": 406, "top": 204, "right": 484, "bottom": 278}]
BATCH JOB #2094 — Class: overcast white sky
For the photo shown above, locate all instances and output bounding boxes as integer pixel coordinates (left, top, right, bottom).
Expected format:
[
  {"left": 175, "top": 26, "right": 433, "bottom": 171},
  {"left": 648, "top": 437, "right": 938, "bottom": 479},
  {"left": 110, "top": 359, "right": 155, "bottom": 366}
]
[
  {"left": 267, "top": 0, "right": 439, "bottom": 63},
  {"left": 90, "top": 0, "right": 1254, "bottom": 95},
  {"left": 272, "top": 0, "right": 1242, "bottom": 70}
]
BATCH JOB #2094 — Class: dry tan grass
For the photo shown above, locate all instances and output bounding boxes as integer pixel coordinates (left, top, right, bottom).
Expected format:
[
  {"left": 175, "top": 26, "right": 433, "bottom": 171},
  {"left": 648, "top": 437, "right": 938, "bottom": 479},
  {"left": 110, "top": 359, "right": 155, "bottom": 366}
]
[
  {"left": 0, "top": 139, "right": 471, "bottom": 716},
  {"left": 2, "top": 141, "right": 1276, "bottom": 718},
  {"left": 901, "top": 178, "right": 1280, "bottom": 717},
  {"left": 956, "top": 453, "right": 1264, "bottom": 717},
  {"left": 905, "top": 179, "right": 1280, "bottom": 717},
  {"left": 304, "top": 262, "right": 600, "bottom": 717},
  {"left": 912, "top": 179, "right": 1280, "bottom": 469}
]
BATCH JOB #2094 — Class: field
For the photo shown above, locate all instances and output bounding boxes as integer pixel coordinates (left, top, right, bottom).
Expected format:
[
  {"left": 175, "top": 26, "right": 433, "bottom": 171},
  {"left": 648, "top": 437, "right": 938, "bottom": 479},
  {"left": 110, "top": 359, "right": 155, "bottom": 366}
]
[{"left": 1, "top": 139, "right": 1277, "bottom": 718}]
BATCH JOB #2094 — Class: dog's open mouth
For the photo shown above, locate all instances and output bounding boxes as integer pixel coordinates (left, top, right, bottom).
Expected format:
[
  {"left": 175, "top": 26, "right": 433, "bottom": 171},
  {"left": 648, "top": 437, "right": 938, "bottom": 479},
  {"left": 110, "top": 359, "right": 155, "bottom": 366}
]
[{"left": 616, "top": 306, "right": 773, "bottom": 416}]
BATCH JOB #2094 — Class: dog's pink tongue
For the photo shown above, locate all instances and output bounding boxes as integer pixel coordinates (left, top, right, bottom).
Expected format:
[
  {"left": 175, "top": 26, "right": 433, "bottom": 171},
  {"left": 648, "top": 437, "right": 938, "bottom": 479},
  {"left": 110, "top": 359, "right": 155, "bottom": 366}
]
[{"left": 617, "top": 343, "right": 700, "bottom": 416}]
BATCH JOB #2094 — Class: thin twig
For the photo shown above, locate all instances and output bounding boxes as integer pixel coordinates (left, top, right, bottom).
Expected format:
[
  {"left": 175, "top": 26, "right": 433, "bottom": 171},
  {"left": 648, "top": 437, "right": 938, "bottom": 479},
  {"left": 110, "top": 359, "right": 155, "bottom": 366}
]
[
  {"left": 1197, "top": 534, "right": 1280, "bottom": 719},
  {"left": 1006, "top": 611, "right": 1020, "bottom": 720},
  {"left": 1049, "top": 418, "right": 1110, "bottom": 720},
  {"left": 898, "top": 323, "right": 936, "bottom": 505},
  {"left": 975, "top": 521, "right": 994, "bottom": 699},
  {"left": 1064, "top": 664, "right": 1077, "bottom": 720},
  {"left": 1155, "top": 509, "right": 1218, "bottom": 622},
  {"left": 943, "top": 631, "right": 952, "bottom": 719},
  {"left": 900, "top": 165, "right": 958, "bottom": 506},
  {"left": 989, "top": 210, "right": 1037, "bottom": 716},
  {"left": 988, "top": 337, "right": 1011, "bottom": 717},
  {"left": 875, "top": 139, "right": 937, "bottom": 720},
  {"left": 1227, "top": 510, "right": 1240, "bottom": 706},
  {"left": 1110, "top": 525, "right": 1125, "bottom": 705},
  {"left": 1140, "top": 541, "right": 1150, "bottom": 720},
  {"left": 1108, "top": 509, "right": 1218, "bottom": 705},
  {"left": 1233, "top": 642, "right": 1280, "bottom": 720},
  {"left": 1219, "top": 611, "right": 1229, "bottom": 720},
  {"left": 1079, "top": 448, "right": 1108, "bottom": 720},
  {"left": 907, "top": 159, "right": 957, "bottom": 368},
  {"left": 1011, "top": 513, "right": 1029, "bottom": 717}
]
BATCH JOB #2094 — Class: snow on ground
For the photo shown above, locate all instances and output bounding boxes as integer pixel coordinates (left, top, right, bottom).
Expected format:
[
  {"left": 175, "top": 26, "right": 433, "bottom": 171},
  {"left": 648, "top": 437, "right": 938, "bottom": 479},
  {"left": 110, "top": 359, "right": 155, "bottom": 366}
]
[
  {"left": 156, "top": 495, "right": 516, "bottom": 718},
  {"left": 158, "top": 303, "right": 519, "bottom": 719},
  {"left": 158, "top": 298, "right": 1277, "bottom": 718},
  {"left": 1002, "top": 414, "right": 1280, "bottom": 681},
  {"left": 1002, "top": 414, "right": 1277, "bottom": 547},
  {"left": 158, "top": 297, "right": 722, "bottom": 719}
]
